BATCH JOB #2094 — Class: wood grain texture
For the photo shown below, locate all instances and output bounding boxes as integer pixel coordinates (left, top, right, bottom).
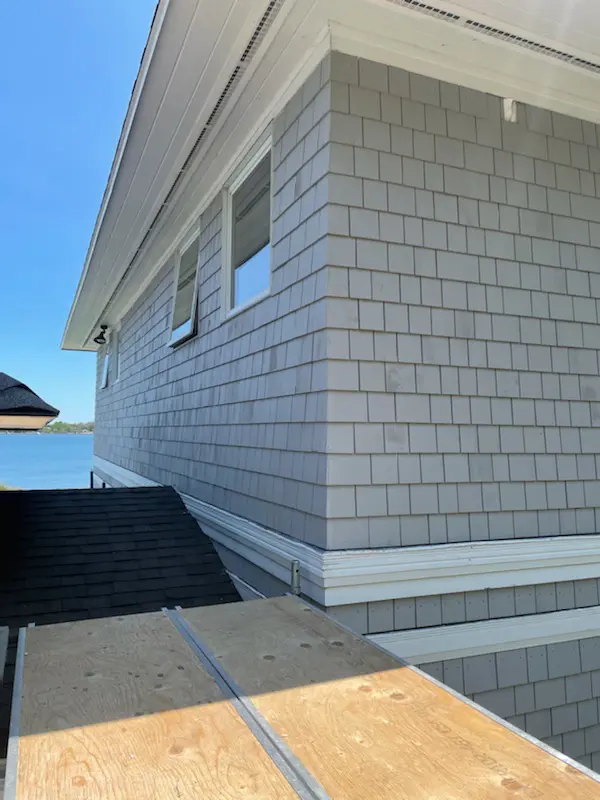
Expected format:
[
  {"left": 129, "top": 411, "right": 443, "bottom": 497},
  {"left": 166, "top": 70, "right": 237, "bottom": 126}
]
[
  {"left": 16, "top": 612, "right": 295, "bottom": 799},
  {"left": 182, "top": 596, "right": 600, "bottom": 800}
]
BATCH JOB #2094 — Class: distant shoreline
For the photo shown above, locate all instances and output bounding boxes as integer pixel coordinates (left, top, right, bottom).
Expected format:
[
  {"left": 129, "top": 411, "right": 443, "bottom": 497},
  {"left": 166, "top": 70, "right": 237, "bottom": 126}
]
[{"left": 0, "top": 430, "right": 94, "bottom": 436}]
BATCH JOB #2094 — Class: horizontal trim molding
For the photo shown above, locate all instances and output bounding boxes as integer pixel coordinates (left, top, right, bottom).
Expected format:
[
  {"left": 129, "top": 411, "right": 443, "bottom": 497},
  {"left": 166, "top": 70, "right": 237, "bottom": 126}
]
[
  {"left": 94, "top": 455, "right": 600, "bottom": 607},
  {"left": 371, "top": 606, "right": 600, "bottom": 664},
  {"left": 94, "top": 457, "right": 160, "bottom": 489}
]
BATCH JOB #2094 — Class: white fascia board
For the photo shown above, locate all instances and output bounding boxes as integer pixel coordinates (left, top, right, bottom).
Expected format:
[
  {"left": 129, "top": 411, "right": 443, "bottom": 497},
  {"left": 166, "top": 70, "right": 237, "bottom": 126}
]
[
  {"left": 371, "top": 606, "right": 600, "bottom": 664},
  {"left": 94, "top": 456, "right": 600, "bottom": 607},
  {"left": 320, "top": 537, "right": 600, "bottom": 604},
  {"left": 62, "top": 0, "right": 170, "bottom": 351}
]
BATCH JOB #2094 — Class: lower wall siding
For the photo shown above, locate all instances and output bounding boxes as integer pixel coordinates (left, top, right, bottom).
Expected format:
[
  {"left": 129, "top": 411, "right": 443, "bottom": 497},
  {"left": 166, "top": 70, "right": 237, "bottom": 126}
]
[
  {"left": 222, "top": 537, "right": 600, "bottom": 768},
  {"left": 95, "top": 457, "right": 600, "bottom": 769},
  {"left": 328, "top": 578, "right": 600, "bottom": 635},
  {"left": 419, "top": 637, "right": 600, "bottom": 769}
]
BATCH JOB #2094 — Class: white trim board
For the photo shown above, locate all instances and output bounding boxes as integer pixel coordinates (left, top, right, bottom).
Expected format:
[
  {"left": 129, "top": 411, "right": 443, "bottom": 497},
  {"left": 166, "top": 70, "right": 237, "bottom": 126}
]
[
  {"left": 371, "top": 606, "right": 600, "bottom": 665},
  {"left": 94, "top": 457, "right": 160, "bottom": 489},
  {"left": 94, "top": 455, "right": 600, "bottom": 607},
  {"left": 61, "top": 0, "right": 171, "bottom": 350}
]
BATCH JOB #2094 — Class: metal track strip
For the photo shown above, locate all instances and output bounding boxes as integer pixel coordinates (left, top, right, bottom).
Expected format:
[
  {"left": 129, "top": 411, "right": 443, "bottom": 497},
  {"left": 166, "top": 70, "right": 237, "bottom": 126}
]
[
  {"left": 163, "top": 607, "right": 330, "bottom": 800},
  {"left": 4, "top": 628, "right": 27, "bottom": 800}
]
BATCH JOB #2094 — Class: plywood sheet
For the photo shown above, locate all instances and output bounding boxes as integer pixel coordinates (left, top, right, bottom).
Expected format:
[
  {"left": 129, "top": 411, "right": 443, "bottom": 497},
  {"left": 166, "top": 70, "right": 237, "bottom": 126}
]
[
  {"left": 182, "top": 596, "right": 600, "bottom": 800},
  {"left": 15, "top": 611, "right": 295, "bottom": 800}
]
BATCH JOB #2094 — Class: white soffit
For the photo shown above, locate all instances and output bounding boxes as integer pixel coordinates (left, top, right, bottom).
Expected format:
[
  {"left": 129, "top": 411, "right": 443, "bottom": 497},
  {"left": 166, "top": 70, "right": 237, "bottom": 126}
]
[
  {"left": 103, "top": 0, "right": 327, "bottom": 336},
  {"left": 94, "top": 456, "right": 600, "bottom": 607},
  {"left": 63, "top": 0, "right": 290, "bottom": 352},
  {"left": 330, "top": 0, "right": 600, "bottom": 124},
  {"left": 62, "top": 0, "right": 170, "bottom": 354},
  {"left": 436, "top": 0, "right": 600, "bottom": 60},
  {"left": 66, "top": 0, "right": 600, "bottom": 350}
]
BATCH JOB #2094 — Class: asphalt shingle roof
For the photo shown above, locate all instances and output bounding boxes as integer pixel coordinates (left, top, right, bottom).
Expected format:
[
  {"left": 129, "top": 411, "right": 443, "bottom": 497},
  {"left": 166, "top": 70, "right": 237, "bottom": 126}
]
[
  {"left": 0, "top": 485, "right": 240, "bottom": 748},
  {"left": 0, "top": 372, "right": 59, "bottom": 418}
]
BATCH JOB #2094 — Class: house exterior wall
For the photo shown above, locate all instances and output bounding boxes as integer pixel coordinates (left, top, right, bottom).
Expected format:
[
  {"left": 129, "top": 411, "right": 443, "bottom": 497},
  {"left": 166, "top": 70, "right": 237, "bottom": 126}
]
[
  {"left": 323, "top": 52, "right": 600, "bottom": 549},
  {"left": 95, "top": 57, "right": 332, "bottom": 548},
  {"left": 318, "top": 56, "right": 600, "bottom": 768},
  {"left": 93, "top": 50, "right": 600, "bottom": 769},
  {"left": 419, "top": 638, "right": 600, "bottom": 771},
  {"left": 97, "top": 51, "right": 600, "bottom": 550},
  {"left": 328, "top": 578, "right": 600, "bottom": 635}
]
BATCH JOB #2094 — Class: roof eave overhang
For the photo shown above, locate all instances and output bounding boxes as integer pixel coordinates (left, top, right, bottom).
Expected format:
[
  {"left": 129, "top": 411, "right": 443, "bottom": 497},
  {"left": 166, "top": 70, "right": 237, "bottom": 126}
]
[
  {"left": 63, "top": 0, "right": 600, "bottom": 352},
  {"left": 61, "top": 0, "right": 170, "bottom": 352}
]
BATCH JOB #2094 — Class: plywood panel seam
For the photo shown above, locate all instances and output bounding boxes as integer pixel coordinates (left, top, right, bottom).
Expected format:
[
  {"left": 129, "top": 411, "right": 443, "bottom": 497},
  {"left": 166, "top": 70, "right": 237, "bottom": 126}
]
[{"left": 163, "top": 607, "right": 330, "bottom": 800}]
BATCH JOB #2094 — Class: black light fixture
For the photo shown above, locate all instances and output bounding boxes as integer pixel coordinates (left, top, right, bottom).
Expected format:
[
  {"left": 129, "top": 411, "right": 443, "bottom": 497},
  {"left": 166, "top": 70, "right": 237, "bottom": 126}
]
[{"left": 93, "top": 325, "right": 109, "bottom": 346}]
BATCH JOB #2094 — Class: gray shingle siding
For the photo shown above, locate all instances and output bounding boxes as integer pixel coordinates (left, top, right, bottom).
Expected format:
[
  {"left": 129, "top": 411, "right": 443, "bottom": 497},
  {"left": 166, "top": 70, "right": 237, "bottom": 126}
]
[
  {"left": 93, "top": 50, "right": 600, "bottom": 771},
  {"left": 420, "top": 638, "right": 600, "bottom": 770},
  {"left": 95, "top": 59, "right": 332, "bottom": 548},
  {"left": 323, "top": 52, "right": 600, "bottom": 548},
  {"left": 96, "top": 50, "right": 600, "bottom": 550},
  {"left": 328, "top": 578, "right": 600, "bottom": 635}
]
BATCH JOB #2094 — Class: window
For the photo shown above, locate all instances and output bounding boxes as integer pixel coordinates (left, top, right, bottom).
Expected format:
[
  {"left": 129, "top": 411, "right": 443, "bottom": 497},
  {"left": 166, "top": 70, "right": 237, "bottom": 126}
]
[
  {"left": 100, "top": 347, "right": 109, "bottom": 389},
  {"left": 100, "top": 330, "right": 119, "bottom": 388},
  {"left": 113, "top": 329, "right": 120, "bottom": 381},
  {"left": 226, "top": 148, "right": 271, "bottom": 313},
  {"left": 170, "top": 236, "right": 200, "bottom": 345}
]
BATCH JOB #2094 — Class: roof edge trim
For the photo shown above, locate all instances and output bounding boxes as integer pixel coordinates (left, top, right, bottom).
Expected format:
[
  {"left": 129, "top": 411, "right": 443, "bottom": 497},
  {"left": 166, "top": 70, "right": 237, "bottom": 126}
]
[{"left": 61, "top": 0, "right": 170, "bottom": 349}]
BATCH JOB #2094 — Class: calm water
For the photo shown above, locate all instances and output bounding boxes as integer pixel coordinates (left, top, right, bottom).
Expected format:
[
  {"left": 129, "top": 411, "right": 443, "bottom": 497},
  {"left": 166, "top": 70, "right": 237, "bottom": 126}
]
[{"left": 0, "top": 434, "right": 94, "bottom": 489}]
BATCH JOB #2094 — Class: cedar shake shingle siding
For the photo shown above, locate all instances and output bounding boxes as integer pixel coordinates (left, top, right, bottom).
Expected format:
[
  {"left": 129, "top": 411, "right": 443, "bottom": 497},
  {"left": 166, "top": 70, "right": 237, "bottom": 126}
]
[{"left": 94, "top": 59, "right": 332, "bottom": 548}]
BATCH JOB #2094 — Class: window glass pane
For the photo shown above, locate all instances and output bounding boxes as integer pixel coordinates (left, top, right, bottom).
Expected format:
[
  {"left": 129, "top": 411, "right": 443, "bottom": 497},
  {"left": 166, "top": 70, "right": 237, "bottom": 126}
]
[
  {"left": 172, "top": 237, "right": 199, "bottom": 337},
  {"left": 113, "top": 332, "right": 120, "bottom": 380},
  {"left": 232, "top": 153, "right": 270, "bottom": 308},
  {"left": 101, "top": 352, "right": 109, "bottom": 388},
  {"left": 234, "top": 244, "right": 270, "bottom": 308}
]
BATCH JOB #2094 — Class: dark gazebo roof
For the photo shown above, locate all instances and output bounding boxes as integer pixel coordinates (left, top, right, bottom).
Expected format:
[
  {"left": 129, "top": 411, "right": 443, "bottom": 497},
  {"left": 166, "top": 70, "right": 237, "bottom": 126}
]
[{"left": 0, "top": 373, "right": 59, "bottom": 429}]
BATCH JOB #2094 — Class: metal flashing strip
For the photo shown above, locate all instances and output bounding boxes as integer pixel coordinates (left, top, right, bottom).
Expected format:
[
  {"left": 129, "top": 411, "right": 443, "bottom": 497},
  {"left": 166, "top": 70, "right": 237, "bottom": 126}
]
[
  {"left": 4, "top": 628, "right": 28, "bottom": 800},
  {"left": 163, "top": 607, "right": 330, "bottom": 800},
  {"left": 299, "top": 598, "right": 600, "bottom": 787}
]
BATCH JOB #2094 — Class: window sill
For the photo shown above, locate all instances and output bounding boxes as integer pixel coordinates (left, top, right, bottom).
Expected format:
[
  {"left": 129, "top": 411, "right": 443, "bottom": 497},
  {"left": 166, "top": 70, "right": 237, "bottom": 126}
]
[
  {"left": 224, "top": 288, "right": 270, "bottom": 322},
  {"left": 168, "top": 329, "right": 197, "bottom": 350}
]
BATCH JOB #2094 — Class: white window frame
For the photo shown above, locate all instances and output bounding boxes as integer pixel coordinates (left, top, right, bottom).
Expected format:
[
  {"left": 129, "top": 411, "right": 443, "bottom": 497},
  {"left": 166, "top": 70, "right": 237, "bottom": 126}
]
[
  {"left": 100, "top": 340, "right": 110, "bottom": 389},
  {"left": 169, "top": 227, "right": 201, "bottom": 347},
  {"left": 112, "top": 326, "right": 120, "bottom": 382},
  {"left": 222, "top": 135, "right": 273, "bottom": 319}
]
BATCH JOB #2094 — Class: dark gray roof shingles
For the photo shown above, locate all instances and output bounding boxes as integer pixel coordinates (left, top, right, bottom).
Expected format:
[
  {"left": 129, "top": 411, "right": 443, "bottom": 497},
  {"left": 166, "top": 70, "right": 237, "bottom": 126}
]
[
  {"left": 0, "top": 485, "right": 240, "bottom": 747},
  {"left": 0, "top": 372, "right": 59, "bottom": 417}
]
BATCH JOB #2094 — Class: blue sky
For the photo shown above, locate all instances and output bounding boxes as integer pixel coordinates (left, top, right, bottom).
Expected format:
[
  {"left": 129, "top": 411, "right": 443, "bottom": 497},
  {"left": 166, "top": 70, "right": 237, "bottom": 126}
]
[{"left": 0, "top": 0, "right": 156, "bottom": 421}]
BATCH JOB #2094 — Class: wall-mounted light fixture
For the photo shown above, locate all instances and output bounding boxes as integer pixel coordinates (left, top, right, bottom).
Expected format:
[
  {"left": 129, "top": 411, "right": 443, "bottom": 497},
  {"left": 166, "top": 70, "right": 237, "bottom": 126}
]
[{"left": 93, "top": 325, "right": 109, "bottom": 346}]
